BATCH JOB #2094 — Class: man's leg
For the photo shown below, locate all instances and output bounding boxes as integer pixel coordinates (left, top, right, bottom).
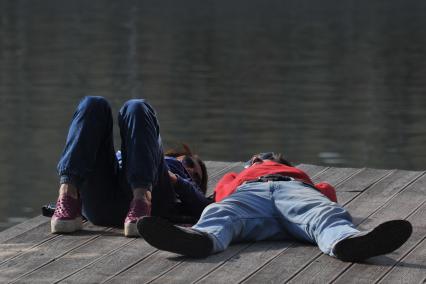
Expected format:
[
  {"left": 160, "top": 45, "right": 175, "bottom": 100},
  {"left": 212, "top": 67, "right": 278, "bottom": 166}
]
[
  {"left": 54, "top": 96, "right": 129, "bottom": 232},
  {"left": 139, "top": 182, "right": 291, "bottom": 257},
  {"left": 118, "top": 99, "right": 175, "bottom": 236},
  {"left": 271, "top": 181, "right": 358, "bottom": 254},
  {"left": 138, "top": 216, "right": 214, "bottom": 258},
  {"left": 272, "top": 181, "right": 412, "bottom": 261}
]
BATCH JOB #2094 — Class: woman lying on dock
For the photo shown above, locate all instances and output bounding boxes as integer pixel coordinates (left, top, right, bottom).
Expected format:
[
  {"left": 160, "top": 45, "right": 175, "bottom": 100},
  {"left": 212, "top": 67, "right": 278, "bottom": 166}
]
[
  {"left": 51, "top": 96, "right": 212, "bottom": 237},
  {"left": 138, "top": 152, "right": 413, "bottom": 262}
]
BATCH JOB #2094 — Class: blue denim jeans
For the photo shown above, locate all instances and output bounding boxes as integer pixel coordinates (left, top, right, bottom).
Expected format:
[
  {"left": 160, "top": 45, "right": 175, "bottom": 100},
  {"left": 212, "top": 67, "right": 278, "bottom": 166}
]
[
  {"left": 57, "top": 96, "right": 175, "bottom": 227},
  {"left": 193, "top": 180, "right": 360, "bottom": 256}
]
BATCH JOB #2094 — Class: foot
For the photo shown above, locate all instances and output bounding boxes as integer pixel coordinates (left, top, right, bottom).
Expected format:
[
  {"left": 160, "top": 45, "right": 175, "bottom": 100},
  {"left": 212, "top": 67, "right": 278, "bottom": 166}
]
[
  {"left": 124, "top": 198, "right": 151, "bottom": 237},
  {"left": 137, "top": 216, "right": 213, "bottom": 258},
  {"left": 51, "top": 194, "right": 83, "bottom": 234},
  {"left": 333, "top": 220, "right": 412, "bottom": 262}
]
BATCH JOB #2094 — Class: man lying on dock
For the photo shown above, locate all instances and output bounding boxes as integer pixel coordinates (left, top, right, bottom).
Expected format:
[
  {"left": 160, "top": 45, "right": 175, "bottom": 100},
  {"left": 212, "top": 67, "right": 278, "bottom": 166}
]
[{"left": 138, "top": 152, "right": 412, "bottom": 262}]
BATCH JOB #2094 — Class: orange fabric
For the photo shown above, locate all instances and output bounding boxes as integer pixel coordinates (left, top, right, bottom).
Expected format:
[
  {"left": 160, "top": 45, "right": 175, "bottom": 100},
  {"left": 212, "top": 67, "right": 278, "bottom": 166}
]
[{"left": 214, "top": 161, "right": 337, "bottom": 203}]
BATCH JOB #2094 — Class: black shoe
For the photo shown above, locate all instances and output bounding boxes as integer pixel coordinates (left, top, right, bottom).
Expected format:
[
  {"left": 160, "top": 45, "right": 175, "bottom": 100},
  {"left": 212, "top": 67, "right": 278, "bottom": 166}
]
[
  {"left": 137, "top": 216, "right": 213, "bottom": 258},
  {"left": 333, "top": 220, "right": 412, "bottom": 262}
]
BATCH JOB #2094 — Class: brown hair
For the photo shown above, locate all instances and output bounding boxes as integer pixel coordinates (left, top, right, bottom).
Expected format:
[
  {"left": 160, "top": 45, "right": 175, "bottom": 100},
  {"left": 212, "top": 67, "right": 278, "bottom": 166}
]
[
  {"left": 270, "top": 153, "right": 293, "bottom": 167},
  {"left": 165, "top": 144, "right": 208, "bottom": 195}
]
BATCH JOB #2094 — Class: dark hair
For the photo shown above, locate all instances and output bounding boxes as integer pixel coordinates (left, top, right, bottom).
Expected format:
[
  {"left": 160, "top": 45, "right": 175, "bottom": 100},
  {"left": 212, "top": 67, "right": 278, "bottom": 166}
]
[
  {"left": 269, "top": 152, "right": 293, "bottom": 167},
  {"left": 164, "top": 144, "right": 208, "bottom": 195},
  {"left": 249, "top": 152, "right": 293, "bottom": 167}
]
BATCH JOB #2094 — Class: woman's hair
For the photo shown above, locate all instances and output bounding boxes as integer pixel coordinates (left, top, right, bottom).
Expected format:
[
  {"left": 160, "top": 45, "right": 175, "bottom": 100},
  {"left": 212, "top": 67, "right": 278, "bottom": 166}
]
[{"left": 165, "top": 144, "right": 208, "bottom": 195}]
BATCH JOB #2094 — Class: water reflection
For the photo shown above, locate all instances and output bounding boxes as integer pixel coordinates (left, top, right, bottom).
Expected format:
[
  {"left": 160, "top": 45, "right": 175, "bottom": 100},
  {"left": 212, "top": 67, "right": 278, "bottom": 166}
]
[{"left": 1, "top": 0, "right": 426, "bottom": 231}]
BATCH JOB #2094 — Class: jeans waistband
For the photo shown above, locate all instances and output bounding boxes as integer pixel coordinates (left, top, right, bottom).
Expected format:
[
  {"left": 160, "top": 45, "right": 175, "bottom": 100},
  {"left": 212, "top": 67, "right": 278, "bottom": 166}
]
[{"left": 245, "top": 174, "right": 295, "bottom": 184}]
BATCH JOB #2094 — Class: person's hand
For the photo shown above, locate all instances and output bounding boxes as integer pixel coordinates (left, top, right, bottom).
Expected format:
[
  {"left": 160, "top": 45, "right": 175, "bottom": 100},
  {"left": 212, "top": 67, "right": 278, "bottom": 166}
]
[{"left": 168, "top": 171, "right": 178, "bottom": 184}]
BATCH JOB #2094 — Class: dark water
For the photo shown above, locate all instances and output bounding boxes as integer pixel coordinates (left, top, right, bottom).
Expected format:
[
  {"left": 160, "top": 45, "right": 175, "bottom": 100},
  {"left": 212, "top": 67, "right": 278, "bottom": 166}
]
[{"left": 1, "top": 0, "right": 426, "bottom": 231}]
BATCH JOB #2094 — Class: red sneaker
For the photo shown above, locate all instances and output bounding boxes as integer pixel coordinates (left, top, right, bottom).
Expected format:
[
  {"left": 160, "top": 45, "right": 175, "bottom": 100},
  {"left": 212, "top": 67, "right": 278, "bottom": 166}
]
[
  {"left": 51, "top": 194, "right": 83, "bottom": 234},
  {"left": 124, "top": 199, "right": 151, "bottom": 237}
]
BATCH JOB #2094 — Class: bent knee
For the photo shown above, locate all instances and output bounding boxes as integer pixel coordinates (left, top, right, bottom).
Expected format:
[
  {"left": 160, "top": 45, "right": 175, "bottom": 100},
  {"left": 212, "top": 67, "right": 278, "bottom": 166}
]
[
  {"left": 119, "top": 99, "right": 157, "bottom": 123},
  {"left": 78, "top": 96, "right": 111, "bottom": 113}
]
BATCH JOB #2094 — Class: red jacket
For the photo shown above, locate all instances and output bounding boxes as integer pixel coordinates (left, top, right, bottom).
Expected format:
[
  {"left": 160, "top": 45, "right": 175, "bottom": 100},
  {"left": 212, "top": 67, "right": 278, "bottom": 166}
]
[{"left": 214, "top": 161, "right": 337, "bottom": 203}]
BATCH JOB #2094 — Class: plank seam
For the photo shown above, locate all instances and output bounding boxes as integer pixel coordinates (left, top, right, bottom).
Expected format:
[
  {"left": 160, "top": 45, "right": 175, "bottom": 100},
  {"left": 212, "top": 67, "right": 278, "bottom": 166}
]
[
  {"left": 145, "top": 260, "right": 185, "bottom": 284},
  {"left": 341, "top": 171, "right": 425, "bottom": 231},
  {"left": 53, "top": 237, "right": 137, "bottom": 283},
  {"left": 310, "top": 167, "right": 330, "bottom": 179},
  {"left": 0, "top": 234, "right": 60, "bottom": 267},
  {"left": 0, "top": 216, "right": 50, "bottom": 243},
  {"left": 100, "top": 250, "right": 160, "bottom": 284},
  {"left": 237, "top": 243, "right": 295, "bottom": 284},
  {"left": 375, "top": 232, "right": 426, "bottom": 284},
  {"left": 0, "top": 219, "right": 92, "bottom": 266},
  {"left": 1, "top": 219, "right": 56, "bottom": 244},
  {"left": 338, "top": 170, "right": 395, "bottom": 206},
  {"left": 373, "top": 199, "right": 426, "bottom": 284},
  {"left": 328, "top": 172, "right": 426, "bottom": 283},
  {"left": 284, "top": 169, "right": 393, "bottom": 282},
  {"left": 334, "top": 167, "right": 365, "bottom": 187},
  {"left": 191, "top": 243, "right": 254, "bottom": 284},
  {"left": 8, "top": 227, "right": 112, "bottom": 284}
]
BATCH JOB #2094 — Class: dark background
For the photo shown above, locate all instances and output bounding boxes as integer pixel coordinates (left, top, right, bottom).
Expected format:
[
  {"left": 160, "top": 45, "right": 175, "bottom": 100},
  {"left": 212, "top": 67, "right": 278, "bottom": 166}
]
[{"left": 1, "top": 0, "right": 426, "bottom": 230}]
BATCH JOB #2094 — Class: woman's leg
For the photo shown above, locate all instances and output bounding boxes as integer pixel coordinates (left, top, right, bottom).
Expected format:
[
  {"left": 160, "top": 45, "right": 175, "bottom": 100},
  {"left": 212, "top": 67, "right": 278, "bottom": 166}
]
[
  {"left": 54, "top": 96, "right": 131, "bottom": 231},
  {"left": 118, "top": 99, "right": 175, "bottom": 236}
]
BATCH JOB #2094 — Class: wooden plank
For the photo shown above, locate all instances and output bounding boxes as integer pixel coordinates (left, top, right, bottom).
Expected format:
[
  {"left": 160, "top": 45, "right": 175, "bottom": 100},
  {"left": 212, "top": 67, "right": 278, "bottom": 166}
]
[
  {"left": 333, "top": 168, "right": 392, "bottom": 207},
  {"left": 0, "top": 215, "right": 50, "bottom": 243},
  {"left": 331, "top": 174, "right": 426, "bottom": 284},
  {"left": 242, "top": 168, "right": 391, "bottom": 284},
  {"left": 204, "top": 161, "right": 243, "bottom": 178},
  {"left": 0, "top": 221, "right": 57, "bottom": 265},
  {"left": 0, "top": 222, "right": 107, "bottom": 282},
  {"left": 144, "top": 165, "right": 328, "bottom": 284},
  {"left": 54, "top": 162, "right": 235, "bottom": 283},
  {"left": 3, "top": 163, "right": 423, "bottom": 284},
  {"left": 377, "top": 236, "right": 426, "bottom": 283},
  {"left": 373, "top": 203, "right": 426, "bottom": 284},
  {"left": 310, "top": 167, "right": 361, "bottom": 188},
  {"left": 206, "top": 162, "right": 244, "bottom": 196},
  {"left": 314, "top": 167, "right": 362, "bottom": 190},
  {"left": 297, "top": 164, "right": 328, "bottom": 177},
  {"left": 12, "top": 228, "right": 133, "bottom": 283},
  {"left": 149, "top": 244, "right": 252, "bottom": 284},
  {"left": 102, "top": 250, "right": 185, "bottom": 283},
  {"left": 344, "top": 170, "right": 423, "bottom": 224},
  {"left": 204, "top": 161, "right": 234, "bottom": 168},
  {"left": 287, "top": 171, "right": 424, "bottom": 284},
  {"left": 60, "top": 238, "right": 157, "bottom": 284}
]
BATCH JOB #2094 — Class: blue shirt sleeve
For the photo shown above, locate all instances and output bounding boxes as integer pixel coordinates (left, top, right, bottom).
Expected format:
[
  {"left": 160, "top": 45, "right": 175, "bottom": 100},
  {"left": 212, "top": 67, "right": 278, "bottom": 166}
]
[
  {"left": 174, "top": 176, "right": 213, "bottom": 216},
  {"left": 165, "top": 157, "right": 213, "bottom": 216}
]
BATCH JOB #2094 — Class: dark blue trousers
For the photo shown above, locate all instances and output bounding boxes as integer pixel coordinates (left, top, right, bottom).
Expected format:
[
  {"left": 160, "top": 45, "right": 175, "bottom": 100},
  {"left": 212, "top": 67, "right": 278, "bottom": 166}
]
[{"left": 57, "top": 96, "right": 175, "bottom": 227}]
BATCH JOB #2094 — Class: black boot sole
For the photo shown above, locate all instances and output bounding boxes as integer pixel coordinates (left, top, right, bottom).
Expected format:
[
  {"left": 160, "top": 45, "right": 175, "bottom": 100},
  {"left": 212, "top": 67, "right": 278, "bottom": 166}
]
[
  {"left": 137, "top": 216, "right": 213, "bottom": 258},
  {"left": 333, "top": 219, "right": 412, "bottom": 262}
]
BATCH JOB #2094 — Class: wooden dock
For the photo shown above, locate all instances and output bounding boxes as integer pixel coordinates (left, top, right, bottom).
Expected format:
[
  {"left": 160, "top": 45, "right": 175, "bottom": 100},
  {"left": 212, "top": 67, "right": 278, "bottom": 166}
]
[{"left": 0, "top": 162, "right": 425, "bottom": 283}]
